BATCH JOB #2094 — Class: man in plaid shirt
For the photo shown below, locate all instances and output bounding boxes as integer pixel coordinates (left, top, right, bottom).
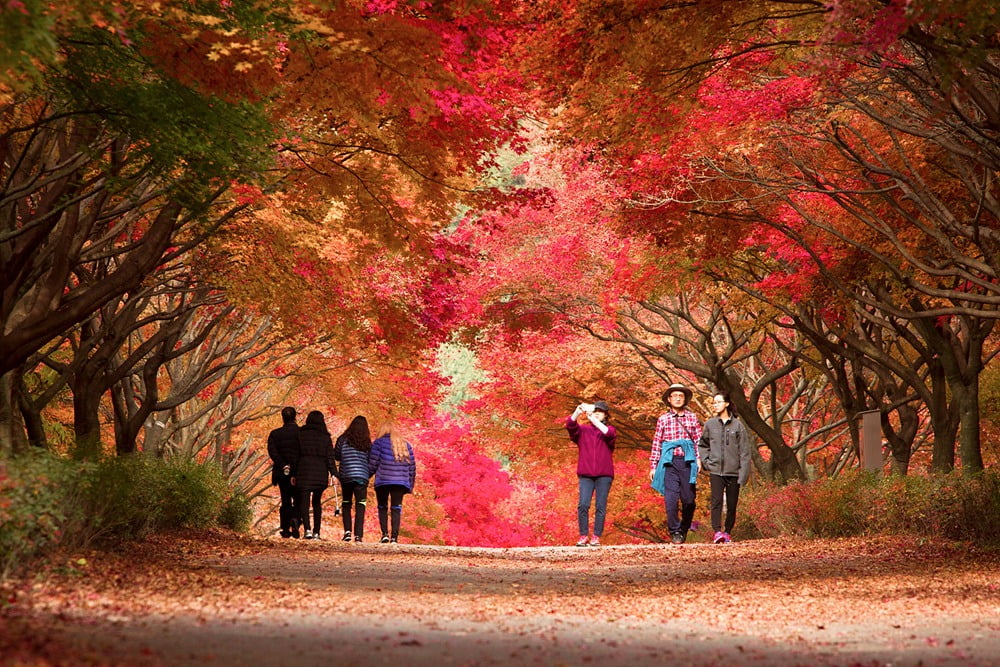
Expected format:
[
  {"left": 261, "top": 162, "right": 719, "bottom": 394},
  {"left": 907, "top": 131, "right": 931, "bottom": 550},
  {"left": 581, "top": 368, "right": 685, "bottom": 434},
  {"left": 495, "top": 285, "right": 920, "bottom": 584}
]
[{"left": 649, "top": 383, "right": 702, "bottom": 543}]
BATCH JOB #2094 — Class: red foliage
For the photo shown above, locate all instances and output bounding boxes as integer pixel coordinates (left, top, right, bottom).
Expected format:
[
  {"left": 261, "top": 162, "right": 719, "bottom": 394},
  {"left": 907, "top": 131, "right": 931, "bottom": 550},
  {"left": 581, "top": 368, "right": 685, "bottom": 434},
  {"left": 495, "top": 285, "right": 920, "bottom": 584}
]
[{"left": 399, "top": 415, "right": 559, "bottom": 546}]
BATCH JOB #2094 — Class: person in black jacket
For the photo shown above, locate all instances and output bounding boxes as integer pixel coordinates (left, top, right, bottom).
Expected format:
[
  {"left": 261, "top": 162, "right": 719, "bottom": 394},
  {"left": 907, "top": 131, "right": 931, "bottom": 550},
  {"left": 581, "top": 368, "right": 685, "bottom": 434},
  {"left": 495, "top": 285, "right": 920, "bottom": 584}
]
[
  {"left": 334, "top": 416, "right": 373, "bottom": 542},
  {"left": 297, "top": 410, "right": 338, "bottom": 540},
  {"left": 267, "top": 406, "right": 300, "bottom": 538}
]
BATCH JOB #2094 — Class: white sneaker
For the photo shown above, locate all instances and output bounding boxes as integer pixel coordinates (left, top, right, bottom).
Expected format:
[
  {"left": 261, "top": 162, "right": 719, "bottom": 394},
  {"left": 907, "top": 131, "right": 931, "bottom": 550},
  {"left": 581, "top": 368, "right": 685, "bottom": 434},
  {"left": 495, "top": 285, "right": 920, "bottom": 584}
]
[{"left": 305, "top": 529, "right": 314, "bottom": 539}]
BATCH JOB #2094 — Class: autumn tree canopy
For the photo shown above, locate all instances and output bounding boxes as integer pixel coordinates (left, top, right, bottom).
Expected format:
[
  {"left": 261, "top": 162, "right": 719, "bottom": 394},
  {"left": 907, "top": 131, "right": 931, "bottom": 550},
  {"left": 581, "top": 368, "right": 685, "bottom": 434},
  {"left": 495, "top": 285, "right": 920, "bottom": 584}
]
[
  {"left": 452, "top": 0, "right": 999, "bottom": 481},
  {"left": 2, "top": 0, "right": 998, "bottom": 546}
]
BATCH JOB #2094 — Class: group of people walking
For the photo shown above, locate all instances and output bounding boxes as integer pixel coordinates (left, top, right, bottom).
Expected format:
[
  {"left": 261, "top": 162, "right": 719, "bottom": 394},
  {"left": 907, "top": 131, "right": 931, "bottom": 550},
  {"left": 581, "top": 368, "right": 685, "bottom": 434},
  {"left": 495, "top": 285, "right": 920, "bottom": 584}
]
[
  {"left": 268, "top": 381, "right": 749, "bottom": 547},
  {"left": 569, "top": 383, "right": 751, "bottom": 546},
  {"left": 267, "top": 409, "right": 417, "bottom": 543}
]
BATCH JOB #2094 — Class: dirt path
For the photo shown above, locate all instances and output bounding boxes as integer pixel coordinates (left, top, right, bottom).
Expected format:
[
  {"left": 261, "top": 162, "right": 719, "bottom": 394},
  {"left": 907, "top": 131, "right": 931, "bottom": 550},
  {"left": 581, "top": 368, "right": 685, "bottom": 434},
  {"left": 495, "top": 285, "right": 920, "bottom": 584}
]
[{"left": 2, "top": 532, "right": 999, "bottom": 666}]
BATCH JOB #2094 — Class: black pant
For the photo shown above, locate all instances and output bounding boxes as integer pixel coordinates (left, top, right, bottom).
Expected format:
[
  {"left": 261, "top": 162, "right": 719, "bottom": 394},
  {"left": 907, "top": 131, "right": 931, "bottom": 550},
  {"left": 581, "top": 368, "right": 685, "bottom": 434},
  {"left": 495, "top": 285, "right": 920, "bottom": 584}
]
[
  {"left": 375, "top": 485, "right": 407, "bottom": 539},
  {"left": 276, "top": 475, "right": 298, "bottom": 535},
  {"left": 710, "top": 474, "right": 741, "bottom": 533},
  {"left": 299, "top": 487, "right": 325, "bottom": 535},
  {"left": 663, "top": 457, "right": 696, "bottom": 536},
  {"left": 340, "top": 480, "right": 368, "bottom": 538}
]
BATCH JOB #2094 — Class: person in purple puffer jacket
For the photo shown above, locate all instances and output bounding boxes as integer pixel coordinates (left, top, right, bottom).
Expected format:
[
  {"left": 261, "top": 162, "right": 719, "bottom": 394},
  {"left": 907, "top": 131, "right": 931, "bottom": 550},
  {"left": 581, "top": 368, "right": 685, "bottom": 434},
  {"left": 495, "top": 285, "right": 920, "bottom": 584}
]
[
  {"left": 566, "top": 400, "right": 617, "bottom": 547},
  {"left": 368, "top": 418, "right": 416, "bottom": 544}
]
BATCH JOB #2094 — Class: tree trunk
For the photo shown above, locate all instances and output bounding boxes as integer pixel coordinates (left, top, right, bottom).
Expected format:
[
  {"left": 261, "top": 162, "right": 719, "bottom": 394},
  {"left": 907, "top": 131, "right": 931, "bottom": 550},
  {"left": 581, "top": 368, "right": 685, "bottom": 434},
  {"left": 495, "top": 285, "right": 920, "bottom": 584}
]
[
  {"left": 72, "top": 376, "right": 106, "bottom": 460},
  {"left": 724, "top": 382, "right": 805, "bottom": 483},
  {"left": 16, "top": 385, "right": 49, "bottom": 450},
  {"left": 749, "top": 447, "right": 772, "bottom": 482},
  {"left": 142, "top": 411, "right": 171, "bottom": 457},
  {"left": 110, "top": 381, "right": 139, "bottom": 455},
  {"left": 927, "top": 362, "right": 957, "bottom": 473},
  {"left": 953, "top": 381, "right": 985, "bottom": 474},
  {"left": 911, "top": 313, "right": 988, "bottom": 475},
  {"left": 0, "top": 371, "right": 29, "bottom": 456},
  {"left": 881, "top": 402, "right": 916, "bottom": 476}
]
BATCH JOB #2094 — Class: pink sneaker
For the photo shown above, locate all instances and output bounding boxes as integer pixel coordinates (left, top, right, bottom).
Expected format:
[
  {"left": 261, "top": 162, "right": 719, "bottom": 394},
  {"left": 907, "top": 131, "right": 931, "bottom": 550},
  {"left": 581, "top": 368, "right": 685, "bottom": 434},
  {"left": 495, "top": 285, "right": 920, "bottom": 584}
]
[
  {"left": 589, "top": 536, "right": 601, "bottom": 547},
  {"left": 713, "top": 531, "right": 726, "bottom": 544},
  {"left": 722, "top": 532, "right": 732, "bottom": 543}
]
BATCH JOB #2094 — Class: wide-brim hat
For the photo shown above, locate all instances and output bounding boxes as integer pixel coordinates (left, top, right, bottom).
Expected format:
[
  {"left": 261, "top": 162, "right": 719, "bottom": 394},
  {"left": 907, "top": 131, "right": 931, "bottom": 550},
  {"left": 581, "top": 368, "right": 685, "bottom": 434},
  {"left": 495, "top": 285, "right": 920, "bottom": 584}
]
[
  {"left": 592, "top": 401, "right": 610, "bottom": 413},
  {"left": 663, "top": 383, "right": 693, "bottom": 406}
]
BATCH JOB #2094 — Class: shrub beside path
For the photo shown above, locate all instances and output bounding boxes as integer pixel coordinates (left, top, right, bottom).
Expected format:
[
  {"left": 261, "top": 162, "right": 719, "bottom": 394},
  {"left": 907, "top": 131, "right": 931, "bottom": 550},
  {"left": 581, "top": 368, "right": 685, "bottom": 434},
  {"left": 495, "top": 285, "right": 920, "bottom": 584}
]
[{"left": 2, "top": 531, "right": 998, "bottom": 665}]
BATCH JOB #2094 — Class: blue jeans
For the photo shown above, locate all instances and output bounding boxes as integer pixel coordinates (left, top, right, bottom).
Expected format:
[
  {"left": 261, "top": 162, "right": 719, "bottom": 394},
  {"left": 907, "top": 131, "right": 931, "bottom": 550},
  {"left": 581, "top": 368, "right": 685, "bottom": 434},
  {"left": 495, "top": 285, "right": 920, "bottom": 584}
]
[{"left": 578, "top": 475, "right": 613, "bottom": 537}]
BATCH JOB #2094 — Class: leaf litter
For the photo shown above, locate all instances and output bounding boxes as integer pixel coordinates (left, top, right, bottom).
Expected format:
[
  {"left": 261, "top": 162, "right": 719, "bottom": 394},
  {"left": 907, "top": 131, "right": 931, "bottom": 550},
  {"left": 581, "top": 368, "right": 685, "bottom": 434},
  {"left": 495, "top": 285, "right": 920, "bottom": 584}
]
[{"left": 1, "top": 530, "right": 998, "bottom": 665}]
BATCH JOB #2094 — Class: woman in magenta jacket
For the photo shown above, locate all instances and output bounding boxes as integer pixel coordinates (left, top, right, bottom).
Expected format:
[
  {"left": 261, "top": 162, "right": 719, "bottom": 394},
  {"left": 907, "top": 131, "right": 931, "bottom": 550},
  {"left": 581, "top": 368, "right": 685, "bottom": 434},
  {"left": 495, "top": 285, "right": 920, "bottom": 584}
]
[{"left": 565, "top": 400, "right": 616, "bottom": 546}]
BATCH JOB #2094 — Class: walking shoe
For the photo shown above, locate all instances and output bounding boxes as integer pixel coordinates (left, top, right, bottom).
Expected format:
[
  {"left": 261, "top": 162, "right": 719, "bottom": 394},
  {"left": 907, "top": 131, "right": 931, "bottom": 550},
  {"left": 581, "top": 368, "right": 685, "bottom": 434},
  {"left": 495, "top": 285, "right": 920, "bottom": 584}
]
[
  {"left": 304, "top": 529, "right": 314, "bottom": 539},
  {"left": 721, "top": 532, "right": 732, "bottom": 543},
  {"left": 354, "top": 535, "right": 363, "bottom": 542},
  {"left": 589, "top": 536, "right": 601, "bottom": 547},
  {"left": 713, "top": 531, "right": 726, "bottom": 544},
  {"left": 291, "top": 526, "right": 300, "bottom": 539},
  {"left": 670, "top": 533, "right": 684, "bottom": 544},
  {"left": 342, "top": 531, "right": 352, "bottom": 542},
  {"left": 390, "top": 537, "right": 398, "bottom": 543},
  {"left": 380, "top": 534, "right": 390, "bottom": 543},
  {"left": 313, "top": 532, "right": 321, "bottom": 540},
  {"left": 280, "top": 530, "right": 291, "bottom": 539},
  {"left": 576, "top": 537, "right": 589, "bottom": 547}
]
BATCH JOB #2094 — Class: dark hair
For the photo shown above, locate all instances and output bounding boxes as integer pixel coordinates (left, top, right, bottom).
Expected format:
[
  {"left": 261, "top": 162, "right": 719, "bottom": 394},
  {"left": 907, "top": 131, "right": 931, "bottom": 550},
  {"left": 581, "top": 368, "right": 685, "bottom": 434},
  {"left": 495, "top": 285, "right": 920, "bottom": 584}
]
[
  {"left": 281, "top": 406, "right": 296, "bottom": 423},
  {"left": 715, "top": 392, "right": 737, "bottom": 419},
  {"left": 305, "top": 410, "right": 328, "bottom": 433},
  {"left": 342, "top": 415, "right": 372, "bottom": 452}
]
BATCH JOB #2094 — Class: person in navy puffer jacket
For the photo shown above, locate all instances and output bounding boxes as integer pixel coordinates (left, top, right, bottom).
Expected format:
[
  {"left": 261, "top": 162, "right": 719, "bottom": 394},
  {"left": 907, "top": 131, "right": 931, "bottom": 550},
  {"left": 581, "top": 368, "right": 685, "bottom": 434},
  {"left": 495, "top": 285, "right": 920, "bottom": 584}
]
[
  {"left": 368, "top": 418, "right": 416, "bottom": 544},
  {"left": 334, "top": 415, "right": 373, "bottom": 542}
]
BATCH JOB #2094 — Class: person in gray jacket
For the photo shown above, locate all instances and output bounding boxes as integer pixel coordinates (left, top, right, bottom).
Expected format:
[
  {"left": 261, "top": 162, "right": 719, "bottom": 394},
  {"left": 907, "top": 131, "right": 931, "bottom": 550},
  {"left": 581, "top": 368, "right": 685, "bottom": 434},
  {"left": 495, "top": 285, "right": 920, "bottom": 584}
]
[{"left": 698, "top": 392, "right": 752, "bottom": 544}]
